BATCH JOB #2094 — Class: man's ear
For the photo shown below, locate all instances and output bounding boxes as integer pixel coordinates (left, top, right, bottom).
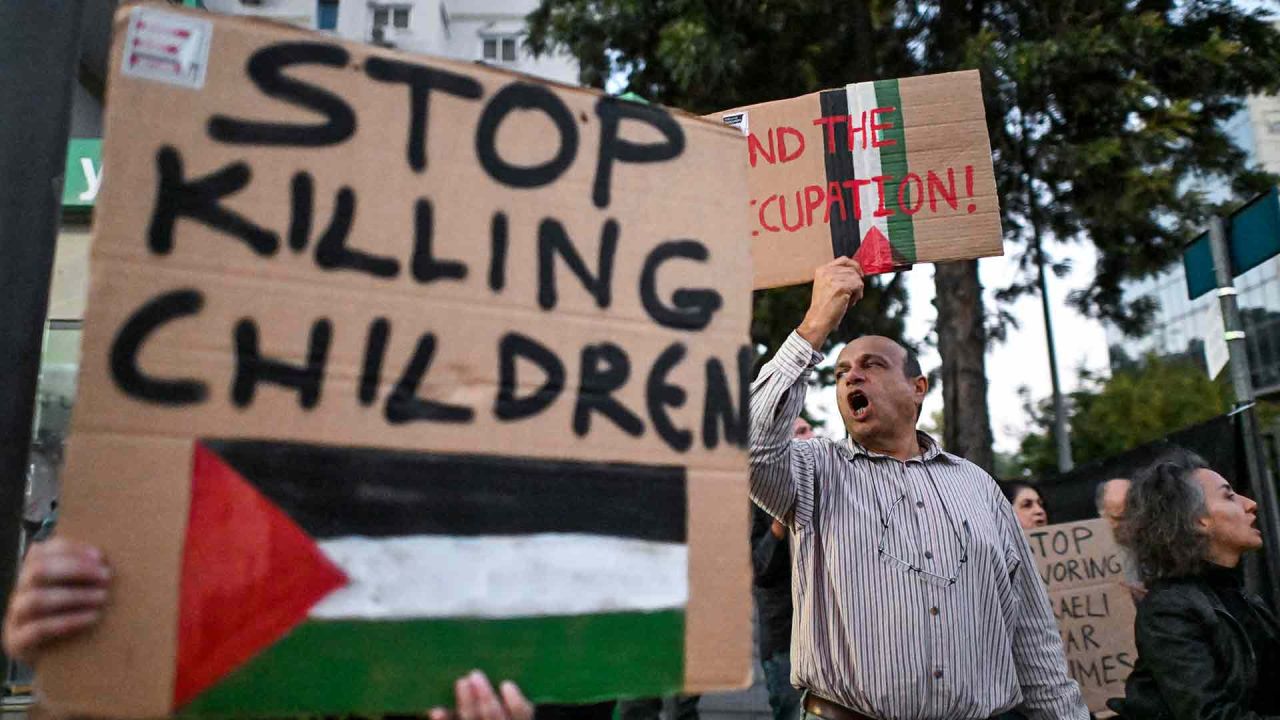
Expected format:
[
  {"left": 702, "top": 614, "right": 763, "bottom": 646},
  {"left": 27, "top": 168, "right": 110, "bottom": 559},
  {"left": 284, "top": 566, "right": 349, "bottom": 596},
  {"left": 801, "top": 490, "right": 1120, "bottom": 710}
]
[{"left": 913, "top": 375, "right": 928, "bottom": 404}]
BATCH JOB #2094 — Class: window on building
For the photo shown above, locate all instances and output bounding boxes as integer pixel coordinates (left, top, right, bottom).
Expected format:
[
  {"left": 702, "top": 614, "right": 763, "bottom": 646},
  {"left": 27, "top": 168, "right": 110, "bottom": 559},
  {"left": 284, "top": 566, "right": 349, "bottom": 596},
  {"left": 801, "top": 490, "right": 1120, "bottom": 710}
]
[
  {"left": 318, "top": 0, "right": 339, "bottom": 30},
  {"left": 482, "top": 35, "right": 519, "bottom": 63},
  {"left": 1266, "top": 111, "right": 1280, "bottom": 135},
  {"left": 370, "top": 3, "right": 411, "bottom": 39}
]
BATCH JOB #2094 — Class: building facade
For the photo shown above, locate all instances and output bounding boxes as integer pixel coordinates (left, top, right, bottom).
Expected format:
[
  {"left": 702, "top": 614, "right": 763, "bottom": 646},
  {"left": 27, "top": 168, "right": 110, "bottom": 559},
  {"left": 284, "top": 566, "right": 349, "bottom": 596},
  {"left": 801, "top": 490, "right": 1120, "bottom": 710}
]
[
  {"left": 200, "top": 0, "right": 320, "bottom": 28},
  {"left": 1105, "top": 90, "right": 1280, "bottom": 397},
  {"left": 334, "top": 0, "right": 578, "bottom": 84}
]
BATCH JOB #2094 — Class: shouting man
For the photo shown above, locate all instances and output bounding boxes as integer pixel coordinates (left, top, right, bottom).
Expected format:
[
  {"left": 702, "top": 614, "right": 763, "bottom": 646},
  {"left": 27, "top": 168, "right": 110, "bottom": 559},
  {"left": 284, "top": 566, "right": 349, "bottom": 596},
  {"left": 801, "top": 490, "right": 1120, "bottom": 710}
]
[{"left": 749, "top": 258, "right": 1086, "bottom": 720}]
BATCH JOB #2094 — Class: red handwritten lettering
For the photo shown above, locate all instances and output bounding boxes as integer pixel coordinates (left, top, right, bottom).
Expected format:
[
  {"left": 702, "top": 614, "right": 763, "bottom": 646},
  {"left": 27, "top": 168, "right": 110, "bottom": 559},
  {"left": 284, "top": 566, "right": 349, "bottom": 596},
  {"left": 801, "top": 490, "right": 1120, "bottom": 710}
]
[
  {"left": 872, "top": 175, "right": 894, "bottom": 218},
  {"left": 779, "top": 191, "right": 805, "bottom": 232},
  {"left": 927, "top": 168, "right": 958, "bottom": 211},
  {"left": 823, "top": 181, "right": 848, "bottom": 223},
  {"left": 748, "top": 129, "right": 776, "bottom": 168},
  {"left": 846, "top": 111, "right": 868, "bottom": 151},
  {"left": 803, "top": 185, "right": 825, "bottom": 226},
  {"left": 758, "top": 194, "right": 781, "bottom": 232},
  {"left": 777, "top": 127, "right": 806, "bottom": 163},
  {"left": 812, "top": 117, "right": 842, "bottom": 154},
  {"left": 842, "top": 178, "right": 871, "bottom": 220},
  {"left": 870, "top": 107, "right": 896, "bottom": 148},
  {"left": 898, "top": 172, "right": 924, "bottom": 216}
]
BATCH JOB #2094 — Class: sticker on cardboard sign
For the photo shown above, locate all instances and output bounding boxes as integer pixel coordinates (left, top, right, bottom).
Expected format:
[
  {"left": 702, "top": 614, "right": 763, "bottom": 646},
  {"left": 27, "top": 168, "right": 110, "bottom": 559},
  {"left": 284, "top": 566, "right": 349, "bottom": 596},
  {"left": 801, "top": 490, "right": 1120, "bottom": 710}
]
[
  {"left": 122, "top": 8, "right": 212, "bottom": 90},
  {"left": 721, "top": 112, "right": 749, "bottom": 136}
]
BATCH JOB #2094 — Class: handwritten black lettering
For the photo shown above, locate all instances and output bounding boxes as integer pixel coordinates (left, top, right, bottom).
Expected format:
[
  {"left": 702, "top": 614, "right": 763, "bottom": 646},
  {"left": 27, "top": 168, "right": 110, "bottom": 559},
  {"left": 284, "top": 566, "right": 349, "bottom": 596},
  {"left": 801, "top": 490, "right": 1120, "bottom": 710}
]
[{"left": 208, "top": 43, "right": 355, "bottom": 146}]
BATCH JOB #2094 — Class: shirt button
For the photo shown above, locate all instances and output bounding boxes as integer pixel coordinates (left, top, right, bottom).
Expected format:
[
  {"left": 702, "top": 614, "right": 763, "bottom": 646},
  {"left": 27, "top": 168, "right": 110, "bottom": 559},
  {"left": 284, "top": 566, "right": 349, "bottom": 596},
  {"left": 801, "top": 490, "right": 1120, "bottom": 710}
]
[
  {"left": 916, "top": 501, "right": 925, "bottom": 508},
  {"left": 924, "top": 551, "right": 934, "bottom": 560},
  {"left": 930, "top": 607, "right": 939, "bottom": 616},
  {"left": 934, "top": 670, "right": 944, "bottom": 679}
]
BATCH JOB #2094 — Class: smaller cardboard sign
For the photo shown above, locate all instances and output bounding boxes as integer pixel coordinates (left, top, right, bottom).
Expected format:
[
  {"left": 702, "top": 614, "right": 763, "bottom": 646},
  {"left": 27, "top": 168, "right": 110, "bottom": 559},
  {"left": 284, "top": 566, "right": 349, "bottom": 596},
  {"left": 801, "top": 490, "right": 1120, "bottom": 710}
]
[
  {"left": 1025, "top": 519, "right": 1137, "bottom": 713},
  {"left": 711, "top": 70, "right": 1003, "bottom": 289}
]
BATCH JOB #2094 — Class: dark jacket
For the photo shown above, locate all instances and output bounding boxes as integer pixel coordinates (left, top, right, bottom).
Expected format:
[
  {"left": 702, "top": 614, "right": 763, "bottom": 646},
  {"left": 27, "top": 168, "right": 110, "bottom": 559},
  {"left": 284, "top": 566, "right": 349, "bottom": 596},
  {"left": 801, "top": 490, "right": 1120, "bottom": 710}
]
[
  {"left": 1121, "top": 573, "right": 1280, "bottom": 720},
  {"left": 750, "top": 505, "right": 792, "bottom": 660}
]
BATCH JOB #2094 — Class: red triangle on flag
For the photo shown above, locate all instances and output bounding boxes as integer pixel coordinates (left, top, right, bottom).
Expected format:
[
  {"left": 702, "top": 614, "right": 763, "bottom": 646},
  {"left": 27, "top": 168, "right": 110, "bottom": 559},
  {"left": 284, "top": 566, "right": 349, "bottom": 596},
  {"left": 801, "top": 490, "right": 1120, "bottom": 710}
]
[
  {"left": 175, "top": 442, "right": 348, "bottom": 709},
  {"left": 853, "top": 226, "right": 897, "bottom": 275}
]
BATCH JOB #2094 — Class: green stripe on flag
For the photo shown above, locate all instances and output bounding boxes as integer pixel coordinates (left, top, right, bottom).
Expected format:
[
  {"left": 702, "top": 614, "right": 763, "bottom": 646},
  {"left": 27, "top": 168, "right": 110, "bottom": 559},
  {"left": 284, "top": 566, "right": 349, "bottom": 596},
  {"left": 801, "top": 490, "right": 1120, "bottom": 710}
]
[
  {"left": 181, "top": 611, "right": 685, "bottom": 715},
  {"left": 872, "top": 79, "right": 916, "bottom": 264}
]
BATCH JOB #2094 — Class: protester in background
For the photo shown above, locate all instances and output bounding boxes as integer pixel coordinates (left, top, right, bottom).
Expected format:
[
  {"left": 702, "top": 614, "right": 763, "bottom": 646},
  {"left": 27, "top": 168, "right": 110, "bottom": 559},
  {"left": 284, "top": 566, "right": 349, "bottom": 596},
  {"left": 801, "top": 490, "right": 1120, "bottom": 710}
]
[
  {"left": 1116, "top": 449, "right": 1279, "bottom": 719},
  {"left": 3, "top": 538, "right": 536, "bottom": 720},
  {"left": 748, "top": 419, "right": 811, "bottom": 720},
  {"left": 1001, "top": 482, "right": 1049, "bottom": 530},
  {"left": 791, "top": 418, "right": 814, "bottom": 441},
  {"left": 1095, "top": 478, "right": 1130, "bottom": 532},
  {"left": 1094, "top": 477, "right": 1145, "bottom": 603},
  {"left": 749, "top": 257, "right": 1086, "bottom": 720}
]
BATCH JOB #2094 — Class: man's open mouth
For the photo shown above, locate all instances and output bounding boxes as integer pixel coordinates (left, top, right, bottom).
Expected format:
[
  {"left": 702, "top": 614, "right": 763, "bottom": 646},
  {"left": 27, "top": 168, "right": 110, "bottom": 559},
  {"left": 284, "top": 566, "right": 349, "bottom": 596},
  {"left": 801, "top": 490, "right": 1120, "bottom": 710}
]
[{"left": 849, "top": 391, "right": 870, "bottom": 420}]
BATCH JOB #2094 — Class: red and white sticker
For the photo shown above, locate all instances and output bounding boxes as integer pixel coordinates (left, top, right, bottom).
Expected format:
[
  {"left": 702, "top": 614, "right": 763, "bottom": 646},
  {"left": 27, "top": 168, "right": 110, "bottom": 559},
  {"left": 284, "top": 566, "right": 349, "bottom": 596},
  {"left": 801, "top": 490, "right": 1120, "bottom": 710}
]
[{"left": 122, "top": 7, "right": 212, "bottom": 90}]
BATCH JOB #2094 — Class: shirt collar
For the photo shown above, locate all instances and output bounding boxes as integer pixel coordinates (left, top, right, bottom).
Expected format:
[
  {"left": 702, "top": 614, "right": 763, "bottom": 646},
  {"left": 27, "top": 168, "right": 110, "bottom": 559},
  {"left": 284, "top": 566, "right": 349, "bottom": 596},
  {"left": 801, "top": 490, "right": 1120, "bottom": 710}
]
[{"left": 838, "top": 430, "right": 955, "bottom": 464}]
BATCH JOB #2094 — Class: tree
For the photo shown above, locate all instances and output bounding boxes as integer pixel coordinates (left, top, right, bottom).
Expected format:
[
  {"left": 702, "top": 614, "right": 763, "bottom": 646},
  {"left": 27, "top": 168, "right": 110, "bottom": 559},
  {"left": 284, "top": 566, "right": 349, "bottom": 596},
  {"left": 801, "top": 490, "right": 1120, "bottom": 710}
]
[
  {"left": 528, "top": 0, "right": 920, "bottom": 365},
  {"left": 1014, "top": 354, "right": 1232, "bottom": 477},
  {"left": 527, "top": 0, "right": 1280, "bottom": 472},
  {"left": 917, "top": 1, "right": 1280, "bottom": 472}
]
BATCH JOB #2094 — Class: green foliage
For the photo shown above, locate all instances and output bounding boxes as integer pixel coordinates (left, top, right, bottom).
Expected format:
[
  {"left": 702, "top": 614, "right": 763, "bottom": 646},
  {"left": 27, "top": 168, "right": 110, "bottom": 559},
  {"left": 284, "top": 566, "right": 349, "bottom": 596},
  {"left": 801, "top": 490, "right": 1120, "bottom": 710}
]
[
  {"left": 968, "top": 2, "right": 1280, "bottom": 333},
  {"left": 528, "top": 2, "right": 1280, "bottom": 330},
  {"left": 526, "top": 1, "right": 924, "bottom": 359},
  {"left": 1015, "top": 354, "right": 1232, "bottom": 477},
  {"left": 527, "top": 0, "right": 1280, "bottom": 462},
  {"left": 527, "top": 0, "right": 914, "bottom": 111}
]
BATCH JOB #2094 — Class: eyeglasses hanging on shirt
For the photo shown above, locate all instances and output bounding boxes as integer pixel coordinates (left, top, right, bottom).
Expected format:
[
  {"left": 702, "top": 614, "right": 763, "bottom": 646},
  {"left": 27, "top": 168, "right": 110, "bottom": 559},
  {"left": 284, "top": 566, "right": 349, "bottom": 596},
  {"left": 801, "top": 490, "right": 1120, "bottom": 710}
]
[{"left": 876, "top": 487, "right": 971, "bottom": 587}]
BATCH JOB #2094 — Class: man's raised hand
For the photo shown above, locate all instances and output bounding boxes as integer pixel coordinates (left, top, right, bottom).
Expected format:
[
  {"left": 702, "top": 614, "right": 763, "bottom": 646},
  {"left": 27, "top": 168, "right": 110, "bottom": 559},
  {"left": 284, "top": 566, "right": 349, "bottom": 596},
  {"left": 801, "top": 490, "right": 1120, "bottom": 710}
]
[{"left": 797, "top": 258, "right": 864, "bottom": 350}]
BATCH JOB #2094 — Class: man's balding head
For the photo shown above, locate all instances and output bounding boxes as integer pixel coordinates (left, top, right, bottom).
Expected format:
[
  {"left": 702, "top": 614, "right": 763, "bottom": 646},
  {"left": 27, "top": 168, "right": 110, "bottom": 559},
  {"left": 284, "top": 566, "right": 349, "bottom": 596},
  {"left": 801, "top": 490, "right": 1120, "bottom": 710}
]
[{"left": 1096, "top": 478, "right": 1131, "bottom": 531}]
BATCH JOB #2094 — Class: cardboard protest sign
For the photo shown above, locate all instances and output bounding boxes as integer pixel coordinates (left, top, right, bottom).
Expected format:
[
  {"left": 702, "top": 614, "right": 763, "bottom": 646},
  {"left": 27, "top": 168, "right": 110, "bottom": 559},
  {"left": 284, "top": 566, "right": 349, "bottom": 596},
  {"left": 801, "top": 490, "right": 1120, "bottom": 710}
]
[
  {"left": 711, "top": 71, "right": 1003, "bottom": 288},
  {"left": 1025, "top": 519, "right": 1138, "bottom": 713},
  {"left": 42, "top": 5, "right": 753, "bottom": 717}
]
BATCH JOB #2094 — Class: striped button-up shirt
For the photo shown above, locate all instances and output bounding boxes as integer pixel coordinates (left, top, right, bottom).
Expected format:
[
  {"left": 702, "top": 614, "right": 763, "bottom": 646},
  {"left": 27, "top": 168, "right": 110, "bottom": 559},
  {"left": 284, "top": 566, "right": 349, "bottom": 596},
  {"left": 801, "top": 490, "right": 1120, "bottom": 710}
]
[{"left": 750, "top": 332, "right": 1087, "bottom": 720}]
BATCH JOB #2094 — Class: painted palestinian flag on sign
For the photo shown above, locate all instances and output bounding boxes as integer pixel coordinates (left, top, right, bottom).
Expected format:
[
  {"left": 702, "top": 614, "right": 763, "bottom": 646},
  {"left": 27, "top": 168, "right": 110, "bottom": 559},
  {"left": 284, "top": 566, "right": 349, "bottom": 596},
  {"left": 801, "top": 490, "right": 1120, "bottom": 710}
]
[
  {"left": 176, "top": 440, "right": 688, "bottom": 715},
  {"left": 716, "top": 70, "right": 1003, "bottom": 289}
]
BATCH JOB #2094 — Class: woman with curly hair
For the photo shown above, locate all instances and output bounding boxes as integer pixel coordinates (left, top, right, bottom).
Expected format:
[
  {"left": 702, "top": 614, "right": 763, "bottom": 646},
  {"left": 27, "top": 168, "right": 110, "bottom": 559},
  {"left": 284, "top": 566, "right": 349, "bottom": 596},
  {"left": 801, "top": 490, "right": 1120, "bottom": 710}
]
[{"left": 1117, "top": 449, "right": 1279, "bottom": 719}]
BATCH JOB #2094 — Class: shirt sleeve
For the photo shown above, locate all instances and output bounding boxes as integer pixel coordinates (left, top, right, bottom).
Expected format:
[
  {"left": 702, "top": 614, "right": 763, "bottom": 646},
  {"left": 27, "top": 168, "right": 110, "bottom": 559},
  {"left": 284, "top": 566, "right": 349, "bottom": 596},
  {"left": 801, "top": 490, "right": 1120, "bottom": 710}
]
[
  {"left": 748, "top": 331, "right": 822, "bottom": 529},
  {"left": 999, "top": 496, "right": 1090, "bottom": 720}
]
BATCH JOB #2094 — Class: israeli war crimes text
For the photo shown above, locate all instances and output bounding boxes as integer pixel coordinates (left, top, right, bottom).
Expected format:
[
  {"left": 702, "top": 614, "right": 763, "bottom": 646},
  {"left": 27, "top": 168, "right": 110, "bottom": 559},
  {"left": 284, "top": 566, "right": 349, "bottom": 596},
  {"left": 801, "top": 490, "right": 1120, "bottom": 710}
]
[
  {"left": 109, "top": 42, "right": 750, "bottom": 454},
  {"left": 1026, "top": 524, "right": 1134, "bottom": 690}
]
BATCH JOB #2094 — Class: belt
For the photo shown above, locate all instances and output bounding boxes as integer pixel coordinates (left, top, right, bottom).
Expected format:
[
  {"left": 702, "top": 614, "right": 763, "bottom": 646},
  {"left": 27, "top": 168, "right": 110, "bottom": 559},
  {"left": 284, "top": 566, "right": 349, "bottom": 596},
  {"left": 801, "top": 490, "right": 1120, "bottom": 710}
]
[
  {"left": 801, "top": 692, "right": 1015, "bottom": 720},
  {"left": 802, "top": 692, "right": 876, "bottom": 720}
]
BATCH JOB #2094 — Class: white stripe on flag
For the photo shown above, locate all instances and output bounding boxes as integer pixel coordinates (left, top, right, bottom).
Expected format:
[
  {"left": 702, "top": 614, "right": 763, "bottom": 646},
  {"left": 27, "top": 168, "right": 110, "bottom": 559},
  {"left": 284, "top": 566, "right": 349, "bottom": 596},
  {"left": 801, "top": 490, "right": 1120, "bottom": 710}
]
[
  {"left": 846, "top": 81, "right": 887, "bottom": 243},
  {"left": 309, "top": 533, "right": 688, "bottom": 620}
]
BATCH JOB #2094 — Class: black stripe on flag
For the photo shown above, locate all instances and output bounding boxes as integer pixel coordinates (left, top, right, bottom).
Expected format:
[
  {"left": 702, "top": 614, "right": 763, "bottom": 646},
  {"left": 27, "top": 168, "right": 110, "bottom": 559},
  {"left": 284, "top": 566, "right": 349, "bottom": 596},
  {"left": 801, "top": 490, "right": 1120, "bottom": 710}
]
[
  {"left": 819, "top": 88, "right": 859, "bottom": 259},
  {"left": 201, "top": 439, "right": 687, "bottom": 543}
]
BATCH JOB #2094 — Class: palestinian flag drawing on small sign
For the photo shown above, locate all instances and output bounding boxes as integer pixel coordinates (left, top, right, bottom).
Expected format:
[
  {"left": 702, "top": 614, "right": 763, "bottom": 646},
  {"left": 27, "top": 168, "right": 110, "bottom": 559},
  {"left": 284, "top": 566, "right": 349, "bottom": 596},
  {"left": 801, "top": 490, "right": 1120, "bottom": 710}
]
[
  {"left": 43, "top": 5, "right": 752, "bottom": 717},
  {"left": 712, "top": 71, "right": 1004, "bottom": 289}
]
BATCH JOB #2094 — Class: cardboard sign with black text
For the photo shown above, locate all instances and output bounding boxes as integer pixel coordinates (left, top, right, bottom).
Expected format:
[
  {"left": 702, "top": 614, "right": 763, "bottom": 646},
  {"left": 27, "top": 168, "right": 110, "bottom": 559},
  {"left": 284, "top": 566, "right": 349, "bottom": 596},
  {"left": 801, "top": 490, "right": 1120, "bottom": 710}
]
[
  {"left": 711, "top": 71, "right": 1003, "bottom": 289},
  {"left": 43, "top": 5, "right": 753, "bottom": 717},
  {"left": 1025, "top": 519, "right": 1138, "bottom": 713}
]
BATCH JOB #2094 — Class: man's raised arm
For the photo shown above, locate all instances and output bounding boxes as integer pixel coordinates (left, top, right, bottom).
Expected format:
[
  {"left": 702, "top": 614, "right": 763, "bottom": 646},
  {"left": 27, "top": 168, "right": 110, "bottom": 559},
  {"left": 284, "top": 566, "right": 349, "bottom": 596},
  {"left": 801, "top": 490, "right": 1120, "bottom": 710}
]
[{"left": 748, "top": 258, "right": 863, "bottom": 526}]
